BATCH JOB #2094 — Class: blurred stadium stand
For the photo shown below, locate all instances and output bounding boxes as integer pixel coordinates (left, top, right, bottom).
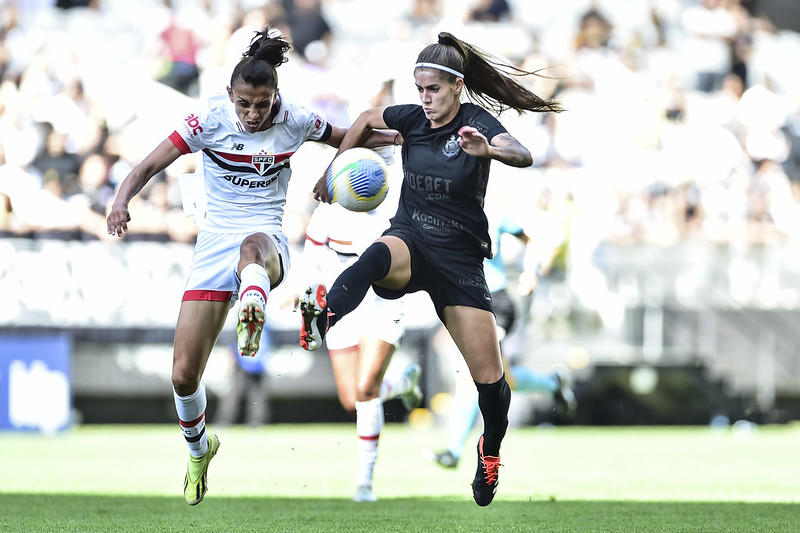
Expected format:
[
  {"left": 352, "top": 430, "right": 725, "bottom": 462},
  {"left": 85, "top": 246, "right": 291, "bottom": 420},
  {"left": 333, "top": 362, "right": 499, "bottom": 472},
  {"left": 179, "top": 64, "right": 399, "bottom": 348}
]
[
  {"left": 2, "top": 237, "right": 800, "bottom": 425},
  {"left": 2, "top": 0, "right": 800, "bottom": 427}
]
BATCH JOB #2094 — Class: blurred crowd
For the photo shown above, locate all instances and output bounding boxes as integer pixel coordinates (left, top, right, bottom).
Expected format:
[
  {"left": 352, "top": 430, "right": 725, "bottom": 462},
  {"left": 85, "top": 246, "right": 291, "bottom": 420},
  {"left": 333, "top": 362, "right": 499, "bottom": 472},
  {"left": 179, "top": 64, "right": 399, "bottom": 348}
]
[{"left": 1, "top": 0, "right": 799, "bottom": 263}]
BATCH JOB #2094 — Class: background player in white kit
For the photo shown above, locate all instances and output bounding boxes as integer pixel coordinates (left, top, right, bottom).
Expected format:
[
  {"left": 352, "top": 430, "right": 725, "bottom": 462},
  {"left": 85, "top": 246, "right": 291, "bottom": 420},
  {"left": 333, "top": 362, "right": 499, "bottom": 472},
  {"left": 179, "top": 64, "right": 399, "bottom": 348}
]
[
  {"left": 297, "top": 192, "right": 422, "bottom": 502},
  {"left": 106, "top": 27, "right": 395, "bottom": 506}
]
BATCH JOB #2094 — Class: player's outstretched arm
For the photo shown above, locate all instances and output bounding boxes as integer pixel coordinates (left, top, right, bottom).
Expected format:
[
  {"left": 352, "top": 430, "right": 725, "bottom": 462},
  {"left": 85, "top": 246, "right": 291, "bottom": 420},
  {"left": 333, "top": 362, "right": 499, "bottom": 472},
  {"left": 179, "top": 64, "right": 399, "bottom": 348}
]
[
  {"left": 107, "top": 140, "right": 181, "bottom": 237},
  {"left": 338, "top": 107, "right": 390, "bottom": 155}
]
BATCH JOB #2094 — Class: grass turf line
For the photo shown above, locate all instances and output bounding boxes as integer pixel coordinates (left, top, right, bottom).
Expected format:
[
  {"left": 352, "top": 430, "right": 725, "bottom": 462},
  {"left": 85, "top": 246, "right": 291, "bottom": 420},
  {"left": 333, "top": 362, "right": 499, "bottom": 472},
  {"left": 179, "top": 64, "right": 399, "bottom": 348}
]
[{"left": 0, "top": 424, "right": 797, "bottom": 532}]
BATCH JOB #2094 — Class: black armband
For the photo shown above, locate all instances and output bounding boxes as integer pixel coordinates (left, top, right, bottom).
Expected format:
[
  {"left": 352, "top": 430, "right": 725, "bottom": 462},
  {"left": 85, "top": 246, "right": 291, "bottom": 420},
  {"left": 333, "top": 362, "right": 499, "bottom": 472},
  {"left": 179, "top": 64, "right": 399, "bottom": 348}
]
[{"left": 319, "top": 123, "right": 333, "bottom": 142}]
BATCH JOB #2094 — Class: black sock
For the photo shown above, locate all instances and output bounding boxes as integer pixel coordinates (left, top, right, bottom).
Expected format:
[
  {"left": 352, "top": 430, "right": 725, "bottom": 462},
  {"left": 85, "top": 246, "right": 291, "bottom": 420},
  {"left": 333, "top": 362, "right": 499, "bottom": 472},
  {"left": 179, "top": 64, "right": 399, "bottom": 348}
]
[
  {"left": 476, "top": 374, "right": 511, "bottom": 457},
  {"left": 327, "top": 241, "right": 392, "bottom": 329}
]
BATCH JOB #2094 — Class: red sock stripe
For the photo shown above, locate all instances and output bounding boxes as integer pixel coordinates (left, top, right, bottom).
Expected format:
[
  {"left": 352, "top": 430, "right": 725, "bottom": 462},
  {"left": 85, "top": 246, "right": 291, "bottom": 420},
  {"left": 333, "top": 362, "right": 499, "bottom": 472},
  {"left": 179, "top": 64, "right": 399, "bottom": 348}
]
[
  {"left": 179, "top": 413, "right": 205, "bottom": 428},
  {"left": 358, "top": 434, "right": 380, "bottom": 441},
  {"left": 305, "top": 235, "right": 326, "bottom": 246},
  {"left": 241, "top": 285, "right": 267, "bottom": 302}
]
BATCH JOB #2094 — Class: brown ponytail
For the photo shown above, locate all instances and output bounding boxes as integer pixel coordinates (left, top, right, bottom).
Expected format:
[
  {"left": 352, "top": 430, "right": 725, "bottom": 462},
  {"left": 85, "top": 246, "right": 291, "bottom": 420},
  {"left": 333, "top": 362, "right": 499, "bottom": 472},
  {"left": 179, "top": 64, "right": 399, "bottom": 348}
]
[{"left": 416, "top": 32, "right": 562, "bottom": 115}]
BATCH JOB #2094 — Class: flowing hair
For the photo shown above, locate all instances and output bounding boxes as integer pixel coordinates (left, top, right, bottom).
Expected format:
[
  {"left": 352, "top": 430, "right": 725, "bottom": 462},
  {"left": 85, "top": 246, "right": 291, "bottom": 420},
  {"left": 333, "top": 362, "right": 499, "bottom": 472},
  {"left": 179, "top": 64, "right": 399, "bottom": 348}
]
[
  {"left": 416, "top": 32, "right": 562, "bottom": 115},
  {"left": 230, "top": 26, "right": 291, "bottom": 88}
]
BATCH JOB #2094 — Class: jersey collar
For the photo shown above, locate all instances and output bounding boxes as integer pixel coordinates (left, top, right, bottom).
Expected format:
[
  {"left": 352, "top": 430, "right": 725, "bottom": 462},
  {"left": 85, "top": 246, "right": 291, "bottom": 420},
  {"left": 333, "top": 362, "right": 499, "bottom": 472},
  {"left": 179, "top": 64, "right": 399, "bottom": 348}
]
[{"left": 269, "top": 94, "right": 290, "bottom": 125}]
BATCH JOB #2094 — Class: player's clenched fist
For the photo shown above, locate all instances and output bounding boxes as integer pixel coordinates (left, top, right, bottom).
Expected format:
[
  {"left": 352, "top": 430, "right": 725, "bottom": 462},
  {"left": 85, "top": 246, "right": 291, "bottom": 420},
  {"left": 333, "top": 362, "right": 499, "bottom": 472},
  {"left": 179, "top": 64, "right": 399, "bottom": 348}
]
[{"left": 106, "top": 204, "right": 131, "bottom": 237}]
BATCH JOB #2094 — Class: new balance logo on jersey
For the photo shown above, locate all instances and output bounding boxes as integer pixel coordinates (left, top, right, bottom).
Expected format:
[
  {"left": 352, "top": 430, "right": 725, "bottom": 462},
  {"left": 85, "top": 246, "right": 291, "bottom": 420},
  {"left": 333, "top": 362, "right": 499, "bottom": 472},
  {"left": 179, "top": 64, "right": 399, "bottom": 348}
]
[{"left": 231, "top": 143, "right": 244, "bottom": 151}]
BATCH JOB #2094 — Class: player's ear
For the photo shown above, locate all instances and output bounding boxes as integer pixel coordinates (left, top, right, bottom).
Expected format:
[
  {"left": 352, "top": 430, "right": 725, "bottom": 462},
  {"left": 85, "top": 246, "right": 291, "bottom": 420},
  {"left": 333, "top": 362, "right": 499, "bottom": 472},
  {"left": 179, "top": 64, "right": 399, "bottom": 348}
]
[{"left": 227, "top": 86, "right": 233, "bottom": 101}]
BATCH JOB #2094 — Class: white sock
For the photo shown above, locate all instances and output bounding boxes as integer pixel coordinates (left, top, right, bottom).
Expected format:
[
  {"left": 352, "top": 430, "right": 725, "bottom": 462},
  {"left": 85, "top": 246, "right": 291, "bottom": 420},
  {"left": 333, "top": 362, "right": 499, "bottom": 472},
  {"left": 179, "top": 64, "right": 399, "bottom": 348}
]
[
  {"left": 239, "top": 263, "right": 270, "bottom": 309},
  {"left": 174, "top": 383, "right": 208, "bottom": 457},
  {"left": 355, "top": 397, "right": 383, "bottom": 488}
]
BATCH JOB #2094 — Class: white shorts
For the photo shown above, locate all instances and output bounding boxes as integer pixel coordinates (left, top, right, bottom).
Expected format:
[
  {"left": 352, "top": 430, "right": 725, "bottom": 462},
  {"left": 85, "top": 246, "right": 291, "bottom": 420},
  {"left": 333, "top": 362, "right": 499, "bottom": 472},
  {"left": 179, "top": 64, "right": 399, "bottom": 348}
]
[
  {"left": 183, "top": 230, "right": 290, "bottom": 304},
  {"left": 326, "top": 287, "right": 404, "bottom": 351}
]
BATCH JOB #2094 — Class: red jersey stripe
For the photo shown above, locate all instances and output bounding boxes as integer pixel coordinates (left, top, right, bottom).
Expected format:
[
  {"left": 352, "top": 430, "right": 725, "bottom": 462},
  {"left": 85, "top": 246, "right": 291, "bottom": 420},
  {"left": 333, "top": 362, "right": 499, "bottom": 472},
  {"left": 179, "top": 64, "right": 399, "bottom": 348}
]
[{"left": 206, "top": 150, "right": 294, "bottom": 165}]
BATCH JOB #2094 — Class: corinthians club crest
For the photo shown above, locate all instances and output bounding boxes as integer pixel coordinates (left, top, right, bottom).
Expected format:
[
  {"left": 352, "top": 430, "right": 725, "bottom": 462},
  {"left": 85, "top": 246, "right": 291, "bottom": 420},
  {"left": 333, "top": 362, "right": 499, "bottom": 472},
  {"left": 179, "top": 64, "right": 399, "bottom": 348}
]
[
  {"left": 252, "top": 155, "right": 275, "bottom": 175},
  {"left": 442, "top": 135, "right": 461, "bottom": 157}
]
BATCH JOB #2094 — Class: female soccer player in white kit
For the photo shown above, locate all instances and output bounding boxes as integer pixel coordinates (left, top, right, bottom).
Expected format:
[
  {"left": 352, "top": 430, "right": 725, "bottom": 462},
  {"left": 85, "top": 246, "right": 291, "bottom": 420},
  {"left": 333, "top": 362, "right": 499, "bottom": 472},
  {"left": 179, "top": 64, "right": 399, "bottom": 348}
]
[
  {"left": 106, "top": 27, "right": 395, "bottom": 506},
  {"left": 300, "top": 194, "right": 422, "bottom": 502}
]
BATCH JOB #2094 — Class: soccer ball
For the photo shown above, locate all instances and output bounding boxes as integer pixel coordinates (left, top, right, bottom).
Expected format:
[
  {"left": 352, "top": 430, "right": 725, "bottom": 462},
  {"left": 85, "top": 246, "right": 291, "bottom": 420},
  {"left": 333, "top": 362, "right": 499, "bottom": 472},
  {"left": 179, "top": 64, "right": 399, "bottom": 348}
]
[{"left": 326, "top": 147, "right": 389, "bottom": 212}]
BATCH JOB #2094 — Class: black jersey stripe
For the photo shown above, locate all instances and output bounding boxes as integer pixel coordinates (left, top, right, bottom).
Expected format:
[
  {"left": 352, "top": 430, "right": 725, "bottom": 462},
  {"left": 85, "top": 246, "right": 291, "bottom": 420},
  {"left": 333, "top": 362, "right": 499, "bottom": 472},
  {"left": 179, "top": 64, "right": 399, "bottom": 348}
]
[{"left": 203, "top": 148, "right": 290, "bottom": 176}]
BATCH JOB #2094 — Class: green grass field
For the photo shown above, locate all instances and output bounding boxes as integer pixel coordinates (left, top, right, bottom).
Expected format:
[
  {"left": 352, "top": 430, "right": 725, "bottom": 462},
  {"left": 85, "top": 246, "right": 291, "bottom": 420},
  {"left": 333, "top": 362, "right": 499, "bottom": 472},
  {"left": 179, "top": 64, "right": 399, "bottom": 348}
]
[{"left": 1, "top": 423, "right": 798, "bottom": 532}]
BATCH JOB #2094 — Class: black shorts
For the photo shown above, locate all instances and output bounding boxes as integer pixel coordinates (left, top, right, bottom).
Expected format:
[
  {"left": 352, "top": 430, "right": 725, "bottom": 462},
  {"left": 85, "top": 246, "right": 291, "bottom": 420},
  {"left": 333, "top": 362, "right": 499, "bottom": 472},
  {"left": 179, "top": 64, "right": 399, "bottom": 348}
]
[
  {"left": 491, "top": 288, "right": 516, "bottom": 334},
  {"left": 374, "top": 228, "right": 493, "bottom": 323}
]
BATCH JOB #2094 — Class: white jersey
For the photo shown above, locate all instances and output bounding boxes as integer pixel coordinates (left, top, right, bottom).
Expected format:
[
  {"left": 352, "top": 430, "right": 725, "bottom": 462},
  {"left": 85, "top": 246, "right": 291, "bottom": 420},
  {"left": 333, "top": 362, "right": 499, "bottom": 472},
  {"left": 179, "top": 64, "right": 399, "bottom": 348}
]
[
  {"left": 169, "top": 94, "right": 329, "bottom": 233},
  {"left": 305, "top": 202, "right": 390, "bottom": 257}
]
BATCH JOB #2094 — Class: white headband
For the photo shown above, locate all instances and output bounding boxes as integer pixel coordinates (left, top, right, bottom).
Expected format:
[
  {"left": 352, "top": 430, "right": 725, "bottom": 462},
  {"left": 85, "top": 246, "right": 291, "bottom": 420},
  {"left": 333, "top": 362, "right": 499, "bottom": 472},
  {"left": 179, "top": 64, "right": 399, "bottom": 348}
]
[{"left": 414, "top": 62, "right": 464, "bottom": 79}]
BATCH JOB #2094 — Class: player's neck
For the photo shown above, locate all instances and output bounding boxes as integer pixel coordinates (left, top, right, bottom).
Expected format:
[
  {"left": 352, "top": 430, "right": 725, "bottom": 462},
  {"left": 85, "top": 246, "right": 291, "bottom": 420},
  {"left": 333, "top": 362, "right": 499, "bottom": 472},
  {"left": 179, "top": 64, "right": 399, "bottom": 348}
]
[{"left": 429, "top": 102, "right": 461, "bottom": 129}]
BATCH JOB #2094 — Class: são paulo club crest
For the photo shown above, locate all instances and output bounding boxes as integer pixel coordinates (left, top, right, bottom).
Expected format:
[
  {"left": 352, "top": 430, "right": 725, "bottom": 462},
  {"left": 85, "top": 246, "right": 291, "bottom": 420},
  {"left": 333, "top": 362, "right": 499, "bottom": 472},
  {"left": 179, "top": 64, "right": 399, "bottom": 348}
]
[
  {"left": 443, "top": 135, "right": 461, "bottom": 157},
  {"left": 252, "top": 155, "right": 275, "bottom": 175}
]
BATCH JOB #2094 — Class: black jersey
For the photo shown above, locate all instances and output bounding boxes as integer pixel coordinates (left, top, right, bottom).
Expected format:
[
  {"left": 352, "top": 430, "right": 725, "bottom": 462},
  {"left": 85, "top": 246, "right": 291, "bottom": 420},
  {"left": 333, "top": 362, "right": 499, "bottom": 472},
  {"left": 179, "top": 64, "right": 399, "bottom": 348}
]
[{"left": 383, "top": 103, "right": 506, "bottom": 259}]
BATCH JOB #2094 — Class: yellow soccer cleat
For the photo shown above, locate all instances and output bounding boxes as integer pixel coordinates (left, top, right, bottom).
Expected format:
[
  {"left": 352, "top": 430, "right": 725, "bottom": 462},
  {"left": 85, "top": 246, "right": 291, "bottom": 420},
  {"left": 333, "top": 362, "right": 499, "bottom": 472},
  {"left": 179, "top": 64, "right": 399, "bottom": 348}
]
[{"left": 183, "top": 433, "right": 220, "bottom": 506}]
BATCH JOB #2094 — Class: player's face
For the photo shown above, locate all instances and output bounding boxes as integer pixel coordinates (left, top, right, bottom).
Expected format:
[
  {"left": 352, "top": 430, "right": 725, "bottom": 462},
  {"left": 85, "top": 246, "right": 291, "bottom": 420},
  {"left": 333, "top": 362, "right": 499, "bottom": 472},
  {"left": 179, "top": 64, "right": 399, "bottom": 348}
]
[
  {"left": 414, "top": 69, "right": 462, "bottom": 128},
  {"left": 228, "top": 82, "right": 278, "bottom": 133}
]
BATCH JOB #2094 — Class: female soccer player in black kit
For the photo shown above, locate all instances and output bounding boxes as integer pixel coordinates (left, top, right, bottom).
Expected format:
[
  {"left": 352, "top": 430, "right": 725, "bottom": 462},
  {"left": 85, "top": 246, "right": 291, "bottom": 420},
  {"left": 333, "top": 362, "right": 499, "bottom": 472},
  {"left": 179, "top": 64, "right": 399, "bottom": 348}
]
[{"left": 300, "top": 31, "right": 561, "bottom": 506}]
